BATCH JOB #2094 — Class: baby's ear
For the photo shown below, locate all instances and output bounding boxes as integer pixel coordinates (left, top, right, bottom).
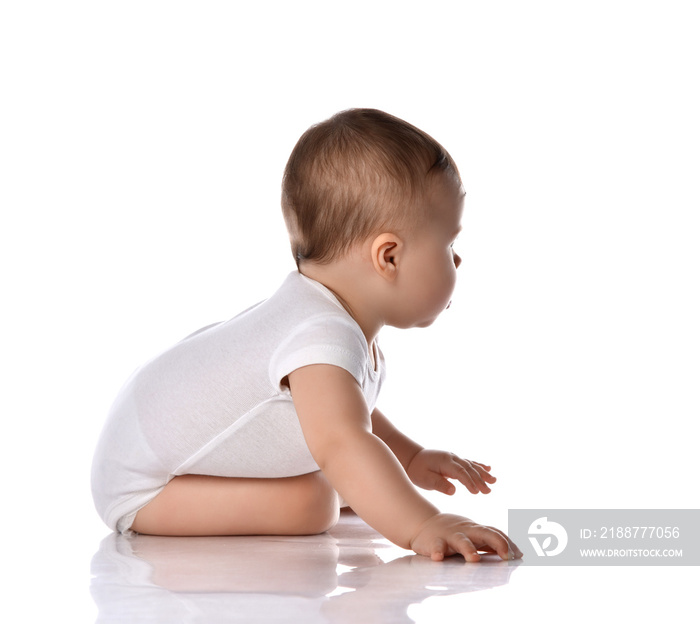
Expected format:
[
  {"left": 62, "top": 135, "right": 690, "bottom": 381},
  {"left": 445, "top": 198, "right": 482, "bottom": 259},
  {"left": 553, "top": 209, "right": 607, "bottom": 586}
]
[{"left": 371, "top": 233, "right": 403, "bottom": 281}]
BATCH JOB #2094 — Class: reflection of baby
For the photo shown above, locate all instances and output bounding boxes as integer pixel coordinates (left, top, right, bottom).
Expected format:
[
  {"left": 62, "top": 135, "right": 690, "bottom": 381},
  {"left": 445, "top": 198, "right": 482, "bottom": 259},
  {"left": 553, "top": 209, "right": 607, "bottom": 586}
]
[
  {"left": 325, "top": 554, "right": 520, "bottom": 624},
  {"left": 90, "top": 512, "right": 519, "bottom": 622},
  {"left": 90, "top": 533, "right": 338, "bottom": 622},
  {"left": 91, "top": 108, "right": 522, "bottom": 561}
]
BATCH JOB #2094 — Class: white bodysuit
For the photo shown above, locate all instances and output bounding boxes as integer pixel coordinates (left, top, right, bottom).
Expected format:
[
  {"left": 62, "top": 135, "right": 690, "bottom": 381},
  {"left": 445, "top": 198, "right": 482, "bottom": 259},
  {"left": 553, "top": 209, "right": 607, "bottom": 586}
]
[{"left": 91, "top": 272, "right": 385, "bottom": 532}]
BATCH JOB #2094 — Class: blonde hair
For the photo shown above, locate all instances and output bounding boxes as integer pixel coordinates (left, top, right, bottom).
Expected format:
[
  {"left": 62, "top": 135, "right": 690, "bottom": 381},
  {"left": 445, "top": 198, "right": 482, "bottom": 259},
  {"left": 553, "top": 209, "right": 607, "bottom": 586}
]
[{"left": 281, "top": 108, "right": 460, "bottom": 265}]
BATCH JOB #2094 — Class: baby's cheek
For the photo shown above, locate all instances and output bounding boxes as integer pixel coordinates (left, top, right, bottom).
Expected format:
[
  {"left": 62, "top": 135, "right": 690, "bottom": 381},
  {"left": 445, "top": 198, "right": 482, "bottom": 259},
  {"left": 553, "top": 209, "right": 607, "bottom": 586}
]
[{"left": 441, "top": 265, "right": 457, "bottom": 296}]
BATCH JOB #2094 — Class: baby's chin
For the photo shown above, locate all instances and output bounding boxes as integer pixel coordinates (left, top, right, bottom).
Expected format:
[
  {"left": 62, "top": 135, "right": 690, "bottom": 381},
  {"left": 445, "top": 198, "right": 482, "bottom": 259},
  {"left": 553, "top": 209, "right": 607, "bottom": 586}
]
[
  {"left": 391, "top": 303, "right": 452, "bottom": 329},
  {"left": 415, "top": 320, "right": 436, "bottom": 328},
  {"left": 413, "top": 314, "right": 442, "bottom": 329},
  {"left": 415, "top": 301, "right": 453, "bottom": 328},
  {"left": 390, "top": 317, "right": 437, "bottom": 330}
]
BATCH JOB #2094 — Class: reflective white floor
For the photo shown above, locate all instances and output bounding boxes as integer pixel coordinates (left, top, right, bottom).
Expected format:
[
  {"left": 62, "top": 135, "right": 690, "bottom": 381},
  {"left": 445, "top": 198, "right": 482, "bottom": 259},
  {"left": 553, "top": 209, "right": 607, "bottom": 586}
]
[
  {"left": 81, "top": 510, "right": 697, "bottom": 623},
  {"left": 90, "top": 510, "right": 516, "bottom": 622}
]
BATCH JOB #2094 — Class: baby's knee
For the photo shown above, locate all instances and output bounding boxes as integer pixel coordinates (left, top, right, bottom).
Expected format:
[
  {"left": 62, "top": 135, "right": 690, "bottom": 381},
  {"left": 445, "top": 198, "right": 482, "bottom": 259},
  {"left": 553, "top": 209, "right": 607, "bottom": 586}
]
[{"left": 291, "top": 471, "right": 339, "bottom": 534}]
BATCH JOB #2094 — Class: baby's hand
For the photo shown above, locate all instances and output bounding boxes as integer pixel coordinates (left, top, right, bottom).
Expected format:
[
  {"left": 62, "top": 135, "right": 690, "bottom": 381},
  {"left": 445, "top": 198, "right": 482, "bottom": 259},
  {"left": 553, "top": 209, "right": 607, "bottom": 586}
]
[
  {"left": 406, "top": 449, "right": 496, "bottom": 495},
  {"left": 410, "top": 513, "right": 523, "bottom": 562}
]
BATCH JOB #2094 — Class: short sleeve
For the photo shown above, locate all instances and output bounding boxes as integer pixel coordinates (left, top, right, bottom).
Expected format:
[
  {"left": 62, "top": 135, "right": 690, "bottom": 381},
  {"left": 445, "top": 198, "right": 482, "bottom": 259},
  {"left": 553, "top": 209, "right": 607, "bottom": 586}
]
[{"left": 269, "top": 313, "right": 368, "bottom": 390}]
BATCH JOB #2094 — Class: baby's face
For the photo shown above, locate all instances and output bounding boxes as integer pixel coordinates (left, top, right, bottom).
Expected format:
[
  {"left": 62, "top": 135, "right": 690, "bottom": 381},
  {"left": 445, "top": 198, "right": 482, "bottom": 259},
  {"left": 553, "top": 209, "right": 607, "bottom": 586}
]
[{"left": 393, "top": 174, "right": 464, "bottom": 328}]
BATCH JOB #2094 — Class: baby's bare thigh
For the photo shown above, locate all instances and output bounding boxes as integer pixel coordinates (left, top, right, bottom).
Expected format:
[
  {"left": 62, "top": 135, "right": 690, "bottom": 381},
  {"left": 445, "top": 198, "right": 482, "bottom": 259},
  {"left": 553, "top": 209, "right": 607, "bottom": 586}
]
[{"left": 131, "top": 471, "right": 339, "bottom": 536}]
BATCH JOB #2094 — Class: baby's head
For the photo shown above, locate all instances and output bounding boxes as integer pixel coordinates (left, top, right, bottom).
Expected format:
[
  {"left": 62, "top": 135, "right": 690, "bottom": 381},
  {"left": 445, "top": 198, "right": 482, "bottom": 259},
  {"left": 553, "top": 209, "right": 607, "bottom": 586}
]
[{"left": 281, "top": 108, "right": 461, "bottom": 266}]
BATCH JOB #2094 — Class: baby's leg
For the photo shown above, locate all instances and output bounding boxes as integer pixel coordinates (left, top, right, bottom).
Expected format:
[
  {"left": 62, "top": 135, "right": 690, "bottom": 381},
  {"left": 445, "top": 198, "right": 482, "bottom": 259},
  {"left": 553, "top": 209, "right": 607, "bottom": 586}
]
[{"left": 131, "top": 471, "right": 339, "bottom": 536}]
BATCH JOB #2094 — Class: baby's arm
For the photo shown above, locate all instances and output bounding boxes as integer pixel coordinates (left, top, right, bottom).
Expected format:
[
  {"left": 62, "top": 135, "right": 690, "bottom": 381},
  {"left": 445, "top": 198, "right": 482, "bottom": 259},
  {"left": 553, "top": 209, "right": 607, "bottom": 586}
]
[
  {"left": 288, "top": 364, "right": 520, "bottom": 561},
  {"left": 371, "top": 408, "right": 497, "bottom": 496}
]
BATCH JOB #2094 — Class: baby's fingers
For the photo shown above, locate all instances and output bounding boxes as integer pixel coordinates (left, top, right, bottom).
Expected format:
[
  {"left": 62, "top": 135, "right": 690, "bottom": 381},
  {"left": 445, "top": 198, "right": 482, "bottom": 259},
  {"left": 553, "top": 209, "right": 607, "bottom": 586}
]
[
  {"left": 470, "top": 525, "right": 523, "bottom": 561},
  {"left": 472, "top": 461, "right": 497, "bottom": 482},
  {"left": 424, "top": 472, "right": 458, "bottom": 496},
  {"left": 452, "top": 460, "right": 494, "bottom": 494},
  {"left": 449, "top": 533, "right": 482, "bottom": 563},
  {"left": 430, "top": 535, "right": 481, "bottom": 562}
]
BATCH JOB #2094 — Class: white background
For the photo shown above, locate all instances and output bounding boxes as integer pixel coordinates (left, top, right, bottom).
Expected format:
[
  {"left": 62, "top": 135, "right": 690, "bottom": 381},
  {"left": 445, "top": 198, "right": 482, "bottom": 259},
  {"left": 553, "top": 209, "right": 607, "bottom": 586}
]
[{"left": 2, "top": 1, "right": 698, "bottom": 620}]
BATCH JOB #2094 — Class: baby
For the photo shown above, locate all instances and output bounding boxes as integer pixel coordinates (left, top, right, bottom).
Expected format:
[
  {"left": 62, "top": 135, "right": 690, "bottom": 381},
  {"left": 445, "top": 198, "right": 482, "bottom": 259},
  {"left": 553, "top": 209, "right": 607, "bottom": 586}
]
[{"left": 92, "top": 108, "right": 522, "bottom": 562}]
